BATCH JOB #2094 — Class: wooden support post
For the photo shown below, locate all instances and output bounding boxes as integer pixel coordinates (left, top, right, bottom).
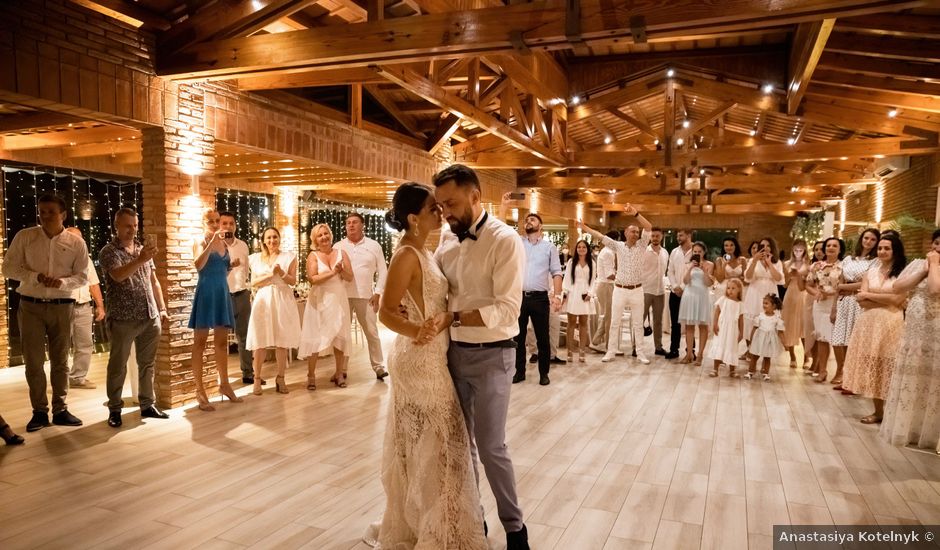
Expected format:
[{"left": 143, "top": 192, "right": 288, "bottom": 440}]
[{"left": 351, "top": 84, "right": 363, "bottom": 128}]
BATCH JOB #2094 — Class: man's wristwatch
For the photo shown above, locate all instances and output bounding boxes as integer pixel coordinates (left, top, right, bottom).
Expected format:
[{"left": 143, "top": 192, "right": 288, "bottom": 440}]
[{"left": 451, "top": 311, "right": 461, "bottom": 328}]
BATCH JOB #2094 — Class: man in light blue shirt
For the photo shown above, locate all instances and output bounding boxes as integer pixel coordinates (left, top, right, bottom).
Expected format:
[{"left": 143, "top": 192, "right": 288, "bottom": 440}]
[{"left": 513, "top": 211, "right": 563, "bottom": 385}]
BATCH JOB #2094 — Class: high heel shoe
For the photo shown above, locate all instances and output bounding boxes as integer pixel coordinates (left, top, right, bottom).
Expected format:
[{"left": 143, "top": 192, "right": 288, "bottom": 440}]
[
  {"left": 1, "top": 424, "right": 24, "bottom": 445},
  {"left": 275, "top": 375, "right": 289, "bottom": 394},
  {"left": 219, "top": 383, "right": 244, "bottom": 403},
  {"left": 196, "top": 391, "right": 216, "bottom": 412},
  {"left": 306, "top": 377, "right": 317, "bottom": 391},
  {"left": 252, "top": 381, "right": 263, "bottom": 396},
  {"left": 329, "top": 373, "right": 348, "bottom": 388}
]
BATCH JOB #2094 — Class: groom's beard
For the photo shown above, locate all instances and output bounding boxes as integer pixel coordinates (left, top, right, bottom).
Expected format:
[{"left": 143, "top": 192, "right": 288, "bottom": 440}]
[{"left": 446, "top": 213, "right": 473, "bottom": 235}]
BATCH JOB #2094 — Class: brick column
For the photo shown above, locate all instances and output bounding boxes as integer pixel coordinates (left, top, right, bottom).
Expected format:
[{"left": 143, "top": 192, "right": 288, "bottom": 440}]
[{"left": 141, "top": 83, "right": 217, "bottom": 409}]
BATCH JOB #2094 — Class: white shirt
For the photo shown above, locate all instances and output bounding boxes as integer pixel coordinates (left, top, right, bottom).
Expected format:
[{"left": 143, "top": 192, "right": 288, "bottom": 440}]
[
  {"left": 2, "top": 225, "right": 89, "bottom": 299},
  {"left": 601, "top": 233, "right": 651, "bottom": 286},
  {"left": 596, "top": 246, "right": 616, "bottom": 285},
  {"left": 337, "top": 236, "right": 387, "bottom": 299},
  {"left": 435, "top": 210, "right": 525, "bottom": 343},
  {"left": 667, "top": 245, "right": 694, "bottom": 292},
  {"left": 641, "top": 245, "right": 669, "bottom": 295},
  {"left": 71, "top": 255, "right": 100, "bottom": 303},
  {"left": 226, "top": 238, "right": 251, "bottom": 293}
]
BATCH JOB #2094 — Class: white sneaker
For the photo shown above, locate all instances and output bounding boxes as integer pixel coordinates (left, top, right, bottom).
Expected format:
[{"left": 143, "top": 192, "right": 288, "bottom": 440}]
[
  {"left": 601, "top": 353, "right": 616, "bottom": 363},
  {"left": 636, "top": 354, "right": 650, "bottom": 365},
  {"left": 762, "top": 374, "right": 771, "bottom": 382}
]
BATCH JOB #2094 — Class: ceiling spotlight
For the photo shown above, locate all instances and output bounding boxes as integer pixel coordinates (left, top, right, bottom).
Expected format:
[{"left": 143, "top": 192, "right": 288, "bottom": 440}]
[
  {"left": 887, "top": 109, "right": 898, "bottom": 118},
  {"left": 570, "top": 95, "right": 581, "bottom": 105},
  {"left": 655, "top": 171, "right": 662, "bottom": 177},
  {"left": 604, "top": 136, "right": 612, "bottom": 144},
  {"left": 800, "top": 199, "right": 806, "bottom": 205},
  {"left": 682, "top": 120, "right": 690, "bottom": 129},
  {"left": 762, "top": 84, "right": 774, "bottom": 94},
  {"left": 787, "top": 137, "right": 796, "bottom": 145},
  {"left": 699, "top": 168, "right": 706, "bottom": 175},
  {"left": 666, "top": 68, "right": 675, "bottom": 77},
  {"left": 676, "top": 137, "right": 685, "bottom": 146},
  {"left": 749, "top": 129, "right": 757, "bottom": 136},
  {"left": 790, "top": 186, "right": 798, "bottom": 192},
  {"left": 653, "top": 138, "right": 660, "bottom": 145}
]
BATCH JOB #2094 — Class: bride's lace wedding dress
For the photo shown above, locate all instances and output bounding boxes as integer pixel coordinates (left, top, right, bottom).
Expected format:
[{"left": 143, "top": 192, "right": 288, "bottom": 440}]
[{"left": 368, "top": 245, "right": 487, "bottom": 550}]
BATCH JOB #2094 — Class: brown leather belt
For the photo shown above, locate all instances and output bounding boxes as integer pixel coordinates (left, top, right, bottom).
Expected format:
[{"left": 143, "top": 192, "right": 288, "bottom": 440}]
[{"left": 614, "top": 283, "right": 642, "bottom": 290}]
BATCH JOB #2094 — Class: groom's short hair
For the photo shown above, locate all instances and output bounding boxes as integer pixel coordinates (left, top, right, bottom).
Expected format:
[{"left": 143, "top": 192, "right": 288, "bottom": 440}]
[{"left": 433, "top": 164, "right": 480, "bottom": 190}]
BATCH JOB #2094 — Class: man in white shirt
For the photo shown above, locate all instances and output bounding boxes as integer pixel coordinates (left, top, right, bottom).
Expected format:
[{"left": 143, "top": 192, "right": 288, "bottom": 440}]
[
  {"left": 433, "top": 164, "right": 529, "bottom": 550},
  {"left": 580, "top": 205, "right": 654, "bottom": 364},
  {"left": 65, "top": 227, "right": 106, "bottom": 389},
  {"left": 666, "top": 229, "right": 695, "bottom": 359},
  {"left": 641, "top": 227, "right": 670, "bottom": 356},
  {"left": 337, "top": 212, "right": 389, "bottom": 380},
  {"left": 2, "top": 194, "right": 89, "bottom": 432},
  {"left": 220, "top": 212, "right": 256, "bottom": 384},
  {"left": 591, "top": 230, "right": 620, "bottom": 352}
]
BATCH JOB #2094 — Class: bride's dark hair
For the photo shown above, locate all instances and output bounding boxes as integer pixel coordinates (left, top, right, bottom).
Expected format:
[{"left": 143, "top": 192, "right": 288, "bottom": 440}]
[{"left": 385, "top": 182, "right": 432, "bottom": 232}]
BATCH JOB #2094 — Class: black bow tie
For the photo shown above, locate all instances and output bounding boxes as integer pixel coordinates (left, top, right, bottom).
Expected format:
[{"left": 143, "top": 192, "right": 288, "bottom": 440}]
[{"left": 457, "top": 212, "right": 488, "bottom": 243}]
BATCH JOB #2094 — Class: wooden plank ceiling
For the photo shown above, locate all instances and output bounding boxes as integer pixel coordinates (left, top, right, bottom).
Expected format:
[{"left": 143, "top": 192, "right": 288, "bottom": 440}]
[{"left": 5, "top": 0, "right": 940, "bottom": 215}]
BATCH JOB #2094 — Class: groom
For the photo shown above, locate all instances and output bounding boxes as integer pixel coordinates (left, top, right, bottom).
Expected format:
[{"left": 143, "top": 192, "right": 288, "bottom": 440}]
[{"left": 433, "top": 164, "right": 529, "bottom": 549}]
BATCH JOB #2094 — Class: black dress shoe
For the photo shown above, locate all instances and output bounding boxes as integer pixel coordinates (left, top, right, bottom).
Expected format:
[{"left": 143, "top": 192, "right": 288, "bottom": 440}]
[
  {"left": 506, "top": 525, "right": 529, "bottom": 550},
  {"left": 528, "top": 354, "right": 538, "bottom": 364},
  {"left": 26, "top": 412, "right": 50, "bottom": 432},
  {"left": 512, "top": 373, "right": 526, "bottom": 384},
  {"left": 644, "top": 326, "right": 653, "bottom": 337},
  {"left": 539, "top": 376, "right": 550, "bottom": 386},
  {"left": 108, "top": 411, "right": 122, "bottom": 428},
  {"left": 631, "top": 349, "right": 637, "bottom": 357},
  {"left": 140, "top": 405, "right": 169, "bottom": 419},
  {"left": 550, "top": 356, "right": 566, "bottom": 364},
  {"left": 52, "top": 410, "right": 83, "bottom": 427},
  {"left": 242, "top": 376, "right": 267, "bottom": 385},
  {"left": 664, "top": 351, "right": 679, "bottom": 359},
  {"left": 655, "top": 348, "right": 667, "bottom": 356}
]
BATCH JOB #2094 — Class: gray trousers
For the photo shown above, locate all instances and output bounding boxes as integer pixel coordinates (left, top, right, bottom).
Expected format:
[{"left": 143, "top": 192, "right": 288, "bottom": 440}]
[
  {"left": 348, "top": 298, "right": 384, "bottom": 370},
  {"left": 106, "top": 317, "right": 160, "bottom": 412},
  {"left": 19, "top": 300, "right": 74, "bottom": 414},
  {"left": 69, "top": 302, "right": 95, "bottom": 382},
  {"left": 231, "top": 290, "right": 253, "bottom": 377},
  {"left": 643, "top": 293, "right": 665, "bottom": 351},
  {"left": 592, "top": 282, "right": 614, "bottom": 347},
  {"left": 447, "top": 343, "right": 524, "bottom": 532}
]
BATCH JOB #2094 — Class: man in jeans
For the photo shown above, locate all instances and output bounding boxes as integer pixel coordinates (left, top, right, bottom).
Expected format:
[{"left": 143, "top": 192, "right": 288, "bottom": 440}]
[
  {"left": 99, "top": 207, "right": 170, "bottom": 428},
  {"left": 219, "top": 212, "right": 257, "bottom": 384},
  {"left": 65, "top": 227, "right": 106, "bottom": 390},
  {"left": 2, "top": 193, "right": 89, "bottom": 432},
  {"left": 641, "top": 227, "right": 670, "bottom": 356}
]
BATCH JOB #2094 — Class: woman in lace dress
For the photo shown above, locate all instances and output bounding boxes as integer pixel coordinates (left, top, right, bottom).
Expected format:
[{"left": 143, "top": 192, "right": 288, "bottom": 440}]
[
  {"left": 368, "top": 182, "right": 487, "bottom": 549},
  {"left": 831, "top": 228, "right": 879, "bottom": 388},
  {"left": 802, "top": 241, "right": 826, "bottom": 371},
  {"left": 743, "top": 237, "right": 784, "bottom": 341},
  {"left": 713, "top": 237, "right": 747, "bottom": 300},
  {"left": 781, "top": 239, "right": 809, "bottom": 368},
  {"left": 841, "top": 234, "right": 907, "bottom": 424},
  {"left": 881, "top": 229, "right": 940, "bottom": 450},
  {"left": 805, "top": 238, "right": 844, "bottom": 382}
]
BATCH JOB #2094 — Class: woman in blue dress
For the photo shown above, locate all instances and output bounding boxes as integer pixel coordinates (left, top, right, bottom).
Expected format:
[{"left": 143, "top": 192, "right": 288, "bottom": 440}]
[
  {"left": 678, "top": 241, "right": 715, "bottom": 365},
  {"left": 189, "top": 208, "right": 239, "bottom": 411}
]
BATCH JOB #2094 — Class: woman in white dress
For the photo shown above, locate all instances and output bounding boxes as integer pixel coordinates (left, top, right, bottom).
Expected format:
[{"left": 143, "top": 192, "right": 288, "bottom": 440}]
[
  {"left": 246, "top": 227, "right": 301, "bottom": 395},
  {"left": 298, "top": 223, "right": 352, "bottom": 389},
  {"left": 881, "top": 229, "right": 940, "bottom": 451},
  {"left": 713, "top": 237, "right": 747, "bottom": 299},
  {"left": 830, "top": 228, "right": 879, "bottom": 388},
  {"left": 562, "top": 239, "right": 596, "bottom": 363},
  {"left": 802, "top": 240, "right": 826, "bottom": 371},
  {"left": 805, "top": 237, "right": 844, "bottom": 383},
  {"left": 367, "top": 182, "right": 487, "bottom": 549},
  {"left": 743, "top": 237, "right": 784, "bottom": 342}
]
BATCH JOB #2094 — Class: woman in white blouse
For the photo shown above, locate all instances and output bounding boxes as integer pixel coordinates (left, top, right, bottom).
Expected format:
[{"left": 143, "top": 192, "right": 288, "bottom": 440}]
[{"left": 563, "top": 239, "right": 597, "bottom": 363}]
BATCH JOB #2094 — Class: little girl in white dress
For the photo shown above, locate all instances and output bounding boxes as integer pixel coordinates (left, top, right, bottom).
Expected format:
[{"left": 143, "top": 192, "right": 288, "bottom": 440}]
[
  {"left": 745, "top": 294, "right": 785, "bottom": 381},
  {"left": 706, "top": 278, "right": 745, "bottom": 378}
]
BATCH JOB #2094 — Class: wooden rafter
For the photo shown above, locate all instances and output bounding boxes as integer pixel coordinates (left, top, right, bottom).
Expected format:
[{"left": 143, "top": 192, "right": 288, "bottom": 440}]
[
  {"left": 676, "top": 101, "right": 737, "bottom": 142},
  {"left": 69, "top": 0, "right": 171, "bottom": 30},
  {"left": 806, "top": 83, "right": 940, "bottom": 113},
  {"left": 363, "top": 84, "right": 424, "bottom": 137},
  {"left": 376, "top": 65, "right": 565, "bottom": 164},
  {"left": 236, "top": 68, "right": 388, "bottom": 90},
  {"left": 606, "top": 107, "right": 658, "bottom": 140},
  {"left": 787, "top": 19, "right": 835, "bottom": 115},
  {"left": 427, "top": 114, "right": 461, "bottom": 154}
]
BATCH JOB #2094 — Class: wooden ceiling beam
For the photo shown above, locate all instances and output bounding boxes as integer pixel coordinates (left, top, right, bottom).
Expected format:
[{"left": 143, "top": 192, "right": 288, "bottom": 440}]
[
  {"left": 570, "top": 77, "right": 662, "bottom": 123},
  {"left": 377, "top": 65, "right": 565, "bottom": 165},
  {"left": 236, "top": 67, "right": 389, "bottom": 89},
  {"left": 806, "top": 83, "right": 940, "bottom": 113},
  {"left": 800, "top": 99, "right": 940, "bottom": 135},
  {"left": 68, "top": 0, "right": 171, "bottom": 30},
  {"left": 816, "top": 51, "right": 940, "bottom": 81},
  {"left": 363, "top": 84, "right": 424, "bottom": 137},
  {"left": 484, "top": 53, "right": 568, "bottom": 106},
  {"left": 676, "top": 100, "right": 737, "bottom": 142},
  {"left": 157, "top": 0, "right": 922, "bottom": 80},
  {"left": 787, "top": 19, "right": 835, "bottom": 115},
  {"left": 0, "top": 112, "right": 84, "bottom": 133},
  {"left": 160, "top": 0, "right": 319, "bottom": 55},
  {"left": 811, "top": 69, "right": 940, "bottom": 98},
  {"left": 674, "top": 75, "right": 780, "bottom": 111},
  {"left": 61, "top": 140, "right": 140, "bottom": 158},
  {"left": 0, "top": 127, "right": 139, "bottom": 150},
  {"left": 825, "top": 31, "right": 940, "bottom": 63},
  {"left": 835, "top": 13, "right": 940, "bottom": 39},
  {"left": 426, "top": 114, "right": 461, "bottom": 154},
  {"left": 606, "top": 107, "right": 658, "bottom": 140}
]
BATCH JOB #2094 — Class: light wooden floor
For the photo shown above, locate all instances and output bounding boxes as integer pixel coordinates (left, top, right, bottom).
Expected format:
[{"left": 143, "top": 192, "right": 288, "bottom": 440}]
[{"left": 1, "top": 331, "right": 938, "bottom": 550}]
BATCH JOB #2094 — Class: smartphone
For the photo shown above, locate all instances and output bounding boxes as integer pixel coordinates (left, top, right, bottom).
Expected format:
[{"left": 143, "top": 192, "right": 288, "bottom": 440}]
[
  {"left": 508, "top": 192, "right": 526, "bottom": 200},
  {"left": 690, "top": 254, "right": 701, "bottom": 264},
  {"left": 581, "top": 293, "right": 589, "bottom": 301},
  {"left": 223, "top": 231, "right": 234, "bottom": 239},
  {"left": 143, "top": 233, "right": 157, "bottom": 248},
  {"left": 723, "top": 254, "right": 731, "bottom": 261}
]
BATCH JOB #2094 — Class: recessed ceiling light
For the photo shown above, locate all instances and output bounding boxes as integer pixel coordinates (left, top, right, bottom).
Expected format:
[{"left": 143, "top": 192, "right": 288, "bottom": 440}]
[
  {"left": 570, "top": 96, "right": 581, "bottom": 105},
  {"left": 604, "top": 136, "right": 612, "bottom": 144},
  {"left": 676, "top": 138, "right": 685, "bottom": 146},
  {"left": 762, "top": 84, "right": 774, "bottom": 94},
  {"left": 887, "top": 109, "right": 898, "bottom": 118},
  {"left": 666, "top": 69, "right": 675, "bottom": 77},
  {"left": 699, "top": 168, "right": 705, "bottom": 175},
  {"left": 787, "top": 137, "right": 796, "bottom": 145},
  {"left": 749, "top": 129, "right": 757, "bottom": 136}
]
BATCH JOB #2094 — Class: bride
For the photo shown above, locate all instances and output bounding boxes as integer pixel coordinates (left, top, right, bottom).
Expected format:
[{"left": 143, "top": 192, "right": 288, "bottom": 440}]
[{"left": 367, "top": 182, "right": 487, "bottom": 549}]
